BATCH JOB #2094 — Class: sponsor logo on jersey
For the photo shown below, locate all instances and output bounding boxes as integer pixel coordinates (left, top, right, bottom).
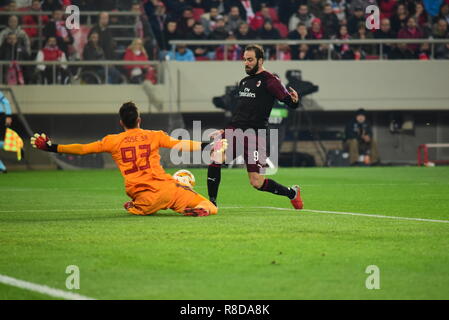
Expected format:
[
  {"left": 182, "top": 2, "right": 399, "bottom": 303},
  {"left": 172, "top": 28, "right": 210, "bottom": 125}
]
[
  {"left": 239, "top": 87, "right": 256, "bottom": 98},
  {"left": 256, "top": 80, "right": 261, "bottom": 87}
]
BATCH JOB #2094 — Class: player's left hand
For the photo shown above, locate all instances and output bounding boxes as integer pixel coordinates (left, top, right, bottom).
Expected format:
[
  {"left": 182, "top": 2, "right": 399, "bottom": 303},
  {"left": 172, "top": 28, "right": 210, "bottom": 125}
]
[
  {"left": 288, "top": 87, "right": 299, "bottom": 103},
  {"left": 30, "top": 133, "right": 52, "bottom": 151},
  {"left": 211, "top": 139, "right": 228, "bottom": 164}
]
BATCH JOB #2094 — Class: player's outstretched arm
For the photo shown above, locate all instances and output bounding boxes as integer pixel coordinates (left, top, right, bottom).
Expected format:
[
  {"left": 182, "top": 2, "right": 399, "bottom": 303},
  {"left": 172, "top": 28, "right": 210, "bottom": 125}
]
[{"left": 30, "top": 133, "right": 104, "bottom": 155}]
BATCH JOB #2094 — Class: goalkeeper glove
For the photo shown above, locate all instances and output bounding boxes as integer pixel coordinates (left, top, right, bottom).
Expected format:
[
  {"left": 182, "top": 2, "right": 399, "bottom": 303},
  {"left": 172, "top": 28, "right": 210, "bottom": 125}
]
[{"left": 30, "top": 133, "right": 58, "bottom": 152}]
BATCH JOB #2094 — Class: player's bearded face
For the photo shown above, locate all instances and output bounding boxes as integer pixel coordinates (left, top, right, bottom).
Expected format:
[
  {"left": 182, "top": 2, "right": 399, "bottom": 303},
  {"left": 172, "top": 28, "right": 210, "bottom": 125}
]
[{"left": 245, "top": 59, "right": 260, "bottom": 75}]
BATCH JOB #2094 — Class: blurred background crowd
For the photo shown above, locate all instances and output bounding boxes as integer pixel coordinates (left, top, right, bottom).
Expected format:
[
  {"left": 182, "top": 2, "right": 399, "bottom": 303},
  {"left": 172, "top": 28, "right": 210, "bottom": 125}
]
[{"left": 0, "top": 0, "right": 448, "bottom": 84}]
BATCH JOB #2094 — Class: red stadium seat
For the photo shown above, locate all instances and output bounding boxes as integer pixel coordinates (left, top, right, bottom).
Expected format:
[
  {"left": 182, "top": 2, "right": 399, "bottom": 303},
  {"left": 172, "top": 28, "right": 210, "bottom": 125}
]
[
  {"left": 365, "top": 55, "right": 380, "bottom": 60},
  {"left": 192, "top": 8, "right": 205, "bottom": 22},
  {"left": 274, "top": 22, "right": 289, "bottom": 38}
]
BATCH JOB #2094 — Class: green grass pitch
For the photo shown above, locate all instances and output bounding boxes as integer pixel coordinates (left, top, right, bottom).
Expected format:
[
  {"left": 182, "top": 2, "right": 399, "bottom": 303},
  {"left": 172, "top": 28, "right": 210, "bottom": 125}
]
[{"left": 1, "top": 167, "right": 449, "bottom": 300}]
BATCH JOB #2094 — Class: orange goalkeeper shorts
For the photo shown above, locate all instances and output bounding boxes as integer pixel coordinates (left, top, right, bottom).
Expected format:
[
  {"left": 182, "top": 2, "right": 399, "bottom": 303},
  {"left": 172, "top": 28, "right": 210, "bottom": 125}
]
[{"left": 125, "top": 180, "right": 209, "bottom": 215}]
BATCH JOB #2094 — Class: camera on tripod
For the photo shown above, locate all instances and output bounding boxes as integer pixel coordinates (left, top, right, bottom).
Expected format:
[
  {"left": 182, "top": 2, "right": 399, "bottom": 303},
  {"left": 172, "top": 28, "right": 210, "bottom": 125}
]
[
  {"left": 212, "top": 84, "right": 239, "bottom": 113},
  {"left": 285, "top": 70, "right": 319, "bottom": 98}
]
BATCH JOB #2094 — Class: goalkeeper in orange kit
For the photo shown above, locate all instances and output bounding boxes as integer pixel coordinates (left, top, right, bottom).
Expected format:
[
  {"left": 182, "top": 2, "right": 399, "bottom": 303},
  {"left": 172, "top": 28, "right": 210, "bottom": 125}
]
[{"left": 31, "top": 102, "right": 227, "bottom": 217}]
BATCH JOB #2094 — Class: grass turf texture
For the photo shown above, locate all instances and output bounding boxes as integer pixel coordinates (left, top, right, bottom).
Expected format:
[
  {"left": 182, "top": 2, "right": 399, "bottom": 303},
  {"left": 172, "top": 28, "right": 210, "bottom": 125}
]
[{"left": 0, "top": 167, "right": 449, "bottom": 300}]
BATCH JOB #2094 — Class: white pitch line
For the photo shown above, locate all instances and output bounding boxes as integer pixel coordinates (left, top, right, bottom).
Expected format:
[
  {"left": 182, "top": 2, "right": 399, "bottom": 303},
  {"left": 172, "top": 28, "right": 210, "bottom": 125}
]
[
  {"left": 221, "top": 206, "right": 449, "bottom": 224},
  {"left": 0, "top": 274, "right": 96, "bottom": 300},
  {"left": 0, "top": 208, "right": 118, "bottom": 213},
  {"left": 1, "top": 206, "right": 448, "bottom": 224}
]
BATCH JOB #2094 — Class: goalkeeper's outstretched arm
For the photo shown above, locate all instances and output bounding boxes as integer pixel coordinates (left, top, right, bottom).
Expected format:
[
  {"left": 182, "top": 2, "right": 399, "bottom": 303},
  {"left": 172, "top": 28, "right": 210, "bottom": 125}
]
[
  {"left": 30, "top": 133, "right": 103, "bottom": 155},
  {"left": 160, "top": 135, "right": 228, "bottom": 164}
]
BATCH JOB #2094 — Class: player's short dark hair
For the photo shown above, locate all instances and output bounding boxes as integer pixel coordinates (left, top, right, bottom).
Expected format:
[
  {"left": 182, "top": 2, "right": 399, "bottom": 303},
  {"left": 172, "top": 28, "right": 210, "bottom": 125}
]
[
  {"left": 244, "top": 44, "right": 264, "bottom": 60},
  {"left": 120, "top": 101, "right": 139, "bottom": 128}
]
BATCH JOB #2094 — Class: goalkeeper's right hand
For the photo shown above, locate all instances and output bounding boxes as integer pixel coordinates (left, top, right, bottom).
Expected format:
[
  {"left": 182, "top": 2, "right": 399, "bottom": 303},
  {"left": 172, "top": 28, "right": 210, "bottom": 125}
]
[{"left": 30, "top": 133, "right": 53, "bottom": 151}]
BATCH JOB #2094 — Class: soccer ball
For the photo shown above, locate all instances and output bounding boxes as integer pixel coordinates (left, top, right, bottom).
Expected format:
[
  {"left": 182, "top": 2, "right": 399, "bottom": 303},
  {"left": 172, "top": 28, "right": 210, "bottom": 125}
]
[{"left": 173, "top": 169, "right": 196, "bottom": 188}]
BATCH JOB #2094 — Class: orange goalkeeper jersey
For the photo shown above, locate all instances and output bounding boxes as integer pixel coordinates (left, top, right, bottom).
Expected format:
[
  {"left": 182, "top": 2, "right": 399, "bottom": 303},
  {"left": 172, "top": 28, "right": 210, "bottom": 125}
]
[{"left": 57, "top": 128, "right": 201, "bottom": 197}]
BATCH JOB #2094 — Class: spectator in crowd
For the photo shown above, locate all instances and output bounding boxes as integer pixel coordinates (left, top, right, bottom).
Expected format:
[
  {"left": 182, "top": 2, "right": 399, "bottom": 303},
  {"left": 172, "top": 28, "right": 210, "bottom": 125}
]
[
  {"left": 161, "top": 20, "right": 182, "bottom": 53},
  {"left": 258, "top": 20, "right": 281, "bottom": 58},
  {"left": 200, "top": 6, "right": 221, "bottom": 35},
  {"left": 0, "top": 15, "right": 31, "bottom": 56},
  {"left": 378, "top": 0, "right": 397, "bottom": 19},
  {"left": 295, "top": 43, "right": 314, "bottom": 60},
  {"left": 43, "top": 9, "right": 74, "bottom": 57},
  {"left": 214, "top": 32, "right": 242, "bottom": 60},
  {"left": 432, "top": 18, "right": 448, "bottom": 55},
  {"left": 234, "top": 0, "right": 261, "bottom": 22},
  {"left": 0, "top": 33, "right": 29, "bottom": 84},
  {"left": 374, "top": 18, "right": 396, "bottom": 57},
  {"left": 22, "top": 0, "right": 50, "bottom": 41},
  {"left": 417, "top": 42, "right": 431, "bottom": 59},
  {"left": 83, "top": 32, "right": 105, "bottom": 62},
  {"left": 333, "top": 24, "right": 351, "bottom": 58},
  {"left": 35, "top": 36, "right": 68, "bottom": 84},
  {"left": 328, "top": 0, "right": 348, "bottom": 22},
  {"left": 432, "top": 17, "right": 449, "bottom": 38},
  {"left": 309, "top": 18, "right": 330, "bottom": 59},
  {"left": 149, "top": 1, "right": 170, "bottom": 50},
  {"left": 344, "top": 108, "right": 379, "bottom": 166},
  {"left": 235, "top": 22, "right": 257, "bottom": 39},
  {"left": 131, "top": 2, "right": 158, "bottom": 60},
  {"left": 390, "top": 3, "right": 409, "bottom": 34},
  {"left": 82, "top": 31, "right": 107, "bottom": 83},
  {"left": 226, "top": 6, "right": 245, "bottom": 32},
  {"left": 82, "top": 31, "right": 122, "bottom": 84},
  {"left": 308, "top": 0, "right": 325, "bottom": 19},
  {"left": 123, "top": 38, "right": 156, "bottom": 84},
  {"left": 397, "top": 16, "right": 426, "bottom": 54},
  {"left": 414, "top": 2, "right": 431, "bottom": 34},
  {"left": 177, "top": 6, "right": 195, "bottom": 36},
  {"left": 0, "top": 33, "right": 29, "bottom": 60},
  {"left": 207, "top": 0, "right": 227, "bottom": 14},
  {"left": 278, "top": 0, "right": 303, "bottom": 25},
  {"left": 258, "top": 20, "right": 281, "bottom": 41},
  {"left": 186, "top": 22, "right": 209, "bottom": 60},
  {"left": 41, "top": 0, "right": 64, "bottom": 11},
  {"left": 208, "top": 15, "right": 228, "bottom": 40},
  {"left": 342, "top": 45, "right": 366, "bottom": 59},
  {"left": 289, "top": 4, "right": 316, "bottom": 30},
  {"left": 250, "top": 6, "right": 275, "bottom": 30},
  {"left": 434, "top": 3, "right": 449, "bottom": 24},
  {"left": 71, "top": 0, "right": 96, "bottom": 24},
  {"left": 309, "top": 17, "right": 327, "bottom": 39},
  {"left": 402, "top": 0, "right": 417, "bottom": 16},
  {"left": 276, "top": 43, "right": 292, "bottom": 60},
  {"left": 0, "top": 0, "right": 18, "bottom": 26},
  {"left": 435, "top": 42, "right": 449, "bottom": 59},
  {"left": 88, "top": 12, "right": 116, "bottom": 60},
  {"left": 288, "top": 22, "right": 312, "bottom": 59},
  {"left": 352, "top": 21, "right": 375, "bottom": 55},
  {"left": 167, "top": 43, "right": 196, "bottom": 61},
  {"left": 388, "top": 42, "right": 417, "bottom": 59},
  {"left": 348, "top": 0, "right": 378, "bottom": 15},
  {"left": 321, "top": 3, "right": 340, "bottom": 37},
  {"left": 347, "top": 6, "right": 366, "bottom": 34}
]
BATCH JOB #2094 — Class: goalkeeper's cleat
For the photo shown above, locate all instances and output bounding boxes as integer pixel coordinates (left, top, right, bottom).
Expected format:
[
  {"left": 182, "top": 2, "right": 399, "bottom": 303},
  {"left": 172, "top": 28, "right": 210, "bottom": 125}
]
[
  {"left": 290, "top": 185, "right": 303, "bottom": 210},
  {"left": 183, "top": 207, "right": 210, "bottom": 217},
  {"left": 30, "top": 133, "right": 52, "bottom": 151},
  {"left": 123, "top": 201, "right": 135, "bottom": 210}
]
